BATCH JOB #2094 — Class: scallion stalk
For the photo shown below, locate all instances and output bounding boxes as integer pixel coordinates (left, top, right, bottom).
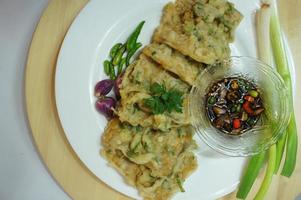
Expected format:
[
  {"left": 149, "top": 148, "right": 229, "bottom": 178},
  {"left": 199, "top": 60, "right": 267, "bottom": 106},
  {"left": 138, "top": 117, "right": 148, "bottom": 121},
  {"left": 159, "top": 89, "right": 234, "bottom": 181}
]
[
  {"left": 237, "top": 3, "right": 275, "bottom": 199},
  {"left": 254, "top": 145, "right": 276, "bottom": 200},
  {"left": 253, "top": 5, "right": 277, "bottom": 196},
  {"left": 236, "top": 151, "right": 266, "bottom": 199},
  {"left": 270, "top": 3, "right": 298, "bottom": 177},
  {"left": 256, "top": 3, "right": 272, "bottom": 65},
  {"left": 281, "top": 115, "right": 298, "bottom": 177},
  {"left": 237, "top": 0, "right": 298, "bottom": 198}
]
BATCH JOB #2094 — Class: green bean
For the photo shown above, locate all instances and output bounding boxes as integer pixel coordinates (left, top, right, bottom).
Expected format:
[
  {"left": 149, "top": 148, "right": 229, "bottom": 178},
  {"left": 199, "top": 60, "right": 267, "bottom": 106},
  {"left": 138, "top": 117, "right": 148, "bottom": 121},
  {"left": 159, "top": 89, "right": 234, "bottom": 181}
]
[
  {"left": 126, "top": 42, "right": 142, "bottom": 66},
  {"left": 112, "top": 45, "right": 126, "bottom": 66},
  {"left": 126, "top": 21, "right": 145, "bottom": 51},
  {"left": 103, "top": 60, "right": 111, "bottom": 75},
  {"left": 236, "top": 151, "right": 266, "bottom": 199},
  {"left": 110, "top": 43, "right": 122, "bottom": 58},
  {"left": 118, "top": 58, "right": 126, "bottom": 75}
]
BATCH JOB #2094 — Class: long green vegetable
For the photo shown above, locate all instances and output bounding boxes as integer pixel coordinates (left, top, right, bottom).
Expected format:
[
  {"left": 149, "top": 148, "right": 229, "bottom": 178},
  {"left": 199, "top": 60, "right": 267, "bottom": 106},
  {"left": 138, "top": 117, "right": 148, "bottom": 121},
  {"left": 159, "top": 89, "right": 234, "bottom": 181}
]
[
  {"left": 256, "top": 3, "right": 271, "bottom": 64},
  {"left": 252, "top": 4, "right": 278, "bottom": 197},
  {"left": 281, "top": 116, "right": 298, "bottom": 177},
  {"left": 270, "top": 6, "right": 298, "bottom": 177},
  {"left": 237, "top": 1, "right": 298, "bottom": 199},
  {"left": 236, "top": 151, "right": 266, "bottom": 199},
  {"left": 254, "top": 145, "right": 276, "bottom": 200},
  {"left": 236, "top": 5, "right": 273, "bottom": 200},
  {"left": 275, "top": 131, "right": 287, "bottom": 173}
]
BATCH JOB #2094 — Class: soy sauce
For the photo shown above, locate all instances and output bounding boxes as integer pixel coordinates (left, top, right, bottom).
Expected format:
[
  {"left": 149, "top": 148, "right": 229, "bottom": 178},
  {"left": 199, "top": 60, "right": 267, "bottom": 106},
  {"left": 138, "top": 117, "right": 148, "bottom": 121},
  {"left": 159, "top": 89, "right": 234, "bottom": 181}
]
[{"left": 205, "top": 77, "right": 264, "bottom": 135}]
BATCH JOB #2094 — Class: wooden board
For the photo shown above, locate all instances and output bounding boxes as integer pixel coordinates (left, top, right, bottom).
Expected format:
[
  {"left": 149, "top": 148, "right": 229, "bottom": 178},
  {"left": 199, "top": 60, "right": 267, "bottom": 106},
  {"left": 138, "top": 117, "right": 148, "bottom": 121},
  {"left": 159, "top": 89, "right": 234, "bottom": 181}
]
[{"left": 25, "top": 0, "right": 301, "bottom": 200}]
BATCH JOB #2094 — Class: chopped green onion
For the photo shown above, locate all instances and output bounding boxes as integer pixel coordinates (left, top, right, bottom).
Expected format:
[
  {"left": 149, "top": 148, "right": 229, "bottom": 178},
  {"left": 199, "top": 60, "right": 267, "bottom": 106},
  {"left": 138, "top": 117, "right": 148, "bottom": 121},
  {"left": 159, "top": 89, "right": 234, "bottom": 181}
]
[
  {"left": 249, "top": 90, "right": 259, "bottom": 98},
  {"left": 176, "top": 176, "right": 185, "bottom": 192},
  {"left": 274, "top": 131, "right": 287, "bottom": 173}
]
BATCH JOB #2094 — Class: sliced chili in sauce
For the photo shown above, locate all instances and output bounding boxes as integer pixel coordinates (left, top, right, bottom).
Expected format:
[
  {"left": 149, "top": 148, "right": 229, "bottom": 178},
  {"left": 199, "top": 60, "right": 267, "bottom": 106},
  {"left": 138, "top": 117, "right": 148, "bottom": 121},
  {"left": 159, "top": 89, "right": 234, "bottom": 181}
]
[{"left": 205, "top": 77, "right": 264, "bottom": 135}]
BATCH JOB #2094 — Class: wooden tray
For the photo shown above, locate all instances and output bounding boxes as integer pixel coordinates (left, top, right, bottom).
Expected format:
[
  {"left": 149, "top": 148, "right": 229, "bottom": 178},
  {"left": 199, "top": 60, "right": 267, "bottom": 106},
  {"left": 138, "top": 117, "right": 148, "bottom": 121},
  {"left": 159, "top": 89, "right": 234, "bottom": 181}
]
[{"left": 25, "top": 0, "right": 301, "bottom": 199}]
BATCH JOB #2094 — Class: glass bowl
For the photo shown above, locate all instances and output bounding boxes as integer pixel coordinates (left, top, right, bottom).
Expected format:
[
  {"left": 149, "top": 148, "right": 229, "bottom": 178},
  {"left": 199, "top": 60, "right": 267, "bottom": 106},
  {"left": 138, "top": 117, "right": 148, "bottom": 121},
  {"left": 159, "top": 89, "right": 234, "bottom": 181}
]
[{"left": 189, "top": 56, "right": 290, "bottom": 156}]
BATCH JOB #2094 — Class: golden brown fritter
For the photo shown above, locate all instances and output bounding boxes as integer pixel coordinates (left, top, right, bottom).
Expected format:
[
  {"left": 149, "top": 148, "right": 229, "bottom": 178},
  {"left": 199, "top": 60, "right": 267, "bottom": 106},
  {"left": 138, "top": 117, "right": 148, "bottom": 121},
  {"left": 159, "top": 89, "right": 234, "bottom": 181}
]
[
  {"left": 117, "top": 54, "right": 191, "bottom": 131},
  {"left": 153, "top": 0, "right": 242, "bottom": 64},
  {"left": 143, "top": 43, "right": 205, "bottom": 85},
  {"left": 102, "top": 119, "right": 198, "bottom": 200}
]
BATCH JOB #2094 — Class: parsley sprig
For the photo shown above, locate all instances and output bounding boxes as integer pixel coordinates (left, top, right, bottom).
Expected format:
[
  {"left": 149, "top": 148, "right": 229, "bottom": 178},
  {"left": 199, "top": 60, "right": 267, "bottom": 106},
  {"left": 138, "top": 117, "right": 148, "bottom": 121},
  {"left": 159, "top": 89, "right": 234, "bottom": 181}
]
[{"left": 143, "top": 83, "right": 184, "bottom": 115}]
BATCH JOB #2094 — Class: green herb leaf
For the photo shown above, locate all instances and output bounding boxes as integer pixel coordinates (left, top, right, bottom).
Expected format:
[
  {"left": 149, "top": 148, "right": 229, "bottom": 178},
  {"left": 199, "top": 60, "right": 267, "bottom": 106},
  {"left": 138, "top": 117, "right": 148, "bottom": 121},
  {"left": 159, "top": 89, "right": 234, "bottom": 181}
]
[
  {"left": 150, "top": 82, "right": 166, "bottom": 95},
  {"left": 143, "top": 83, "right": 183, "bottom": 115}
]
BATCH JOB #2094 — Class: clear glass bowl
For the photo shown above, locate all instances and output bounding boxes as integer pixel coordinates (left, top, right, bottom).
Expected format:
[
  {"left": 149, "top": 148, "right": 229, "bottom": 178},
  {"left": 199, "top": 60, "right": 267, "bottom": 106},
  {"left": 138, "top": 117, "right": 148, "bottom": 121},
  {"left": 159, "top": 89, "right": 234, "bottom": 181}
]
[{"left": 189, "top": 56, "right": 290, "bottom": 156}]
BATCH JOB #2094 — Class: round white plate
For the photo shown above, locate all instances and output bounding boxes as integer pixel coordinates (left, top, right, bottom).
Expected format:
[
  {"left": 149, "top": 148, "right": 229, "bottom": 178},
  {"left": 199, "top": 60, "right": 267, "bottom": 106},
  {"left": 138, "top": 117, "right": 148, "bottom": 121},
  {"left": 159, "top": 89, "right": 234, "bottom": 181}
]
[{"left": 55, "top": 0, "right": 295, "bottom": 199}]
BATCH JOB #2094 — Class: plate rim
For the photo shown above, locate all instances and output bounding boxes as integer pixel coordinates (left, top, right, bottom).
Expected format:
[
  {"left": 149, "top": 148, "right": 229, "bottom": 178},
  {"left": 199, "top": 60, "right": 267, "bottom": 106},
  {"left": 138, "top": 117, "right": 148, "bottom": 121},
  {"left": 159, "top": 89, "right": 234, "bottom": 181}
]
[{"left": 55, "top": 0, "right": 296, "bottom": 199}]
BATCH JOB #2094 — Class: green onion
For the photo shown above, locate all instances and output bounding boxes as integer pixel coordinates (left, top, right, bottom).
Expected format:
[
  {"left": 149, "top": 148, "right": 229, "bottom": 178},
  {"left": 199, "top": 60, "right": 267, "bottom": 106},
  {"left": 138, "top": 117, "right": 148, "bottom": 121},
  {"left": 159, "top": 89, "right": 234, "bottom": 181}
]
[
  {"left": 254, "top": 145, "right": 276, "bottom": 200},
  {"left": 237, "top": 3, "right": 274, "bottom": 199},
  {"left": 237, "top": 0, "right": 298, "bottom": 199},
  {"left": 236, "top": 151, "right": 266, "bottom": 199},
  {"left": 250, "top": 2, "right": 280, "bottom": 199},
  {"left": 281, "top": 116, "right": 298, "bottom": 177},
  {"left": 274, "top": 131, "right": 287, "bottom": 173},
  {"left": 256, "top": 3, "right": 272, "bottom": 65},
  {"left": 270, "top": 3, "right": 298, "bottom": 177},
  {"left": 270, "top": 10, "right": 292, "bottom": 95}
]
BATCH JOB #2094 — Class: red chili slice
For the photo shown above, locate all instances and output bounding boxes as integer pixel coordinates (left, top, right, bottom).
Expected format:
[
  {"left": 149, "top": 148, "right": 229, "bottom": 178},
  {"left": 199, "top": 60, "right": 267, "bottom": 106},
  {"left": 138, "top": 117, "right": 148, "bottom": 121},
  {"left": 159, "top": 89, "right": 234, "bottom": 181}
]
[
  {"left": 244, "top": 95, "right": 254, "bottom": 102},
  {"left": 242, "top": 101, "right": 254, "bottom": 114},
  {"left": 233, "top": 119, "right": 241, "bottom": 129}
]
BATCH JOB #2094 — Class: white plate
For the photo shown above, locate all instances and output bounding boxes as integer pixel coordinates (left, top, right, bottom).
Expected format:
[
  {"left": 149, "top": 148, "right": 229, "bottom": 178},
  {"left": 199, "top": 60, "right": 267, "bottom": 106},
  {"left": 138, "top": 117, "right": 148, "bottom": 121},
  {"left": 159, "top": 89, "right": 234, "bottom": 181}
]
[{"left": 55, "top": 1, "right": 295, "bottom": 200}]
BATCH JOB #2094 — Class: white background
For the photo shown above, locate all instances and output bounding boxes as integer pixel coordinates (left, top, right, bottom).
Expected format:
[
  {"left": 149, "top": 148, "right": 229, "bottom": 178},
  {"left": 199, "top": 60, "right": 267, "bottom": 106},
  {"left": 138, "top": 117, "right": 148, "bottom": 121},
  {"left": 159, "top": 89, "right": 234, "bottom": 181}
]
[{"left": 0, "top": 0, "right": 70, "bottom": 199}]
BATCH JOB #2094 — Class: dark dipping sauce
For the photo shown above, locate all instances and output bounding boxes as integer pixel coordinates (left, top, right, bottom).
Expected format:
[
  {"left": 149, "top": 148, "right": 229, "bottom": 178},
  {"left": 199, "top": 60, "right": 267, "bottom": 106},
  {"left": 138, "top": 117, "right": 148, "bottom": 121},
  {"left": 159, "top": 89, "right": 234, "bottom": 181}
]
[{"left": 205, "top": 77, "right": 264, "bottom": 136}]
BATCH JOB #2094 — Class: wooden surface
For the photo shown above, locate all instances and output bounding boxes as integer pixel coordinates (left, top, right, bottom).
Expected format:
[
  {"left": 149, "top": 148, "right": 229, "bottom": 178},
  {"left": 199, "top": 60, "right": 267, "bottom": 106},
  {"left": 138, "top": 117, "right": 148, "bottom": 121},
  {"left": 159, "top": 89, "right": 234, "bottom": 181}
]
[{"left": 25, "top": 0, "right": 301, "bottom": 200}]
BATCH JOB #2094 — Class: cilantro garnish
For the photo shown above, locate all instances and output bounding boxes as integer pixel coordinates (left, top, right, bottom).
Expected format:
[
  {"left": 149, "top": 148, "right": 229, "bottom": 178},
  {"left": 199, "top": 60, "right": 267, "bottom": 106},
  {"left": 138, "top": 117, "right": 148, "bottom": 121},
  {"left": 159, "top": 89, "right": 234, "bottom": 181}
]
[{"left": 143, "top": 83, "right": 184, "bottom": 115}]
